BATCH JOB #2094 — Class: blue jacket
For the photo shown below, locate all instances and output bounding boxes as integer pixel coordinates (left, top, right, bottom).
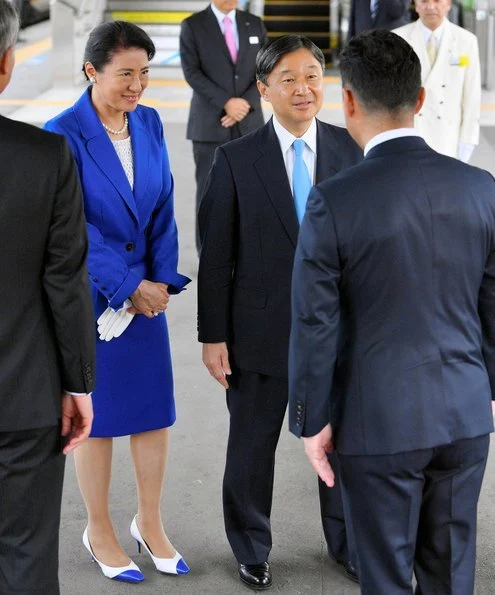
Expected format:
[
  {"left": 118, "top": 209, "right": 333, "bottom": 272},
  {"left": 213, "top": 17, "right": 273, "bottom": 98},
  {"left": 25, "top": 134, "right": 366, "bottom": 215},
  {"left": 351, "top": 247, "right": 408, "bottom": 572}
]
[{"left": 44, "top": 88, "right": 189, "bottom": 315}]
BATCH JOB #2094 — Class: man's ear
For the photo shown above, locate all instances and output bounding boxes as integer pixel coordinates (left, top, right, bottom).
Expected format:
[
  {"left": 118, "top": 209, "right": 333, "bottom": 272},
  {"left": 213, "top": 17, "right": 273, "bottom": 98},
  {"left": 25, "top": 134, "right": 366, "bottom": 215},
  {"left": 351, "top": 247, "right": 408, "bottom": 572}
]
[
  {"left": 415, "top": 87, "right": 426, "bottom": 114},
  {"left": 342, "top": 87, "right": 356, "bottom": 120},
  {"left": 257, "top": 79, "right": 270, "bottom": 102},
  {"left": 0, "top": 46, "right": 13, "bottom": 76}
]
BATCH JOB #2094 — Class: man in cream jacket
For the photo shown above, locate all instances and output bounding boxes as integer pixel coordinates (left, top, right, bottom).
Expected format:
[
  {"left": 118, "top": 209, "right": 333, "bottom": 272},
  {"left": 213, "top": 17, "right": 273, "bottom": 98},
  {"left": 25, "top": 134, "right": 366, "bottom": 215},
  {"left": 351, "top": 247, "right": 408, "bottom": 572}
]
[{"left": 394, "top": 0, "right": 480, "bottom": 162}]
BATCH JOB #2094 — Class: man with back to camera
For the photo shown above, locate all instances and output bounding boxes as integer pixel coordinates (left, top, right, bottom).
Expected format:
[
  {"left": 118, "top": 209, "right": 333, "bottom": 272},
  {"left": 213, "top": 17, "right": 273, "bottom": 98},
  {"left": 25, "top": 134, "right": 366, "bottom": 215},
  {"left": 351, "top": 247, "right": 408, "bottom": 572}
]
[
  {"left": 394, "top": 0, "right": 481, "bottom": 162},
  {"left": 289, "top": 29, "right": 495, "bottom": 594},
  {"left": 197, "top": 35, "right": 363, "bottom": 590},
  {"left": 347, "top": 0, "right": 410, "bottom": 39},
  {"left": 179, "top": 0, "right": 267, "bottom": 253},
  {"left": 0, "top": 2, "right": 96, "bottom": 593}
]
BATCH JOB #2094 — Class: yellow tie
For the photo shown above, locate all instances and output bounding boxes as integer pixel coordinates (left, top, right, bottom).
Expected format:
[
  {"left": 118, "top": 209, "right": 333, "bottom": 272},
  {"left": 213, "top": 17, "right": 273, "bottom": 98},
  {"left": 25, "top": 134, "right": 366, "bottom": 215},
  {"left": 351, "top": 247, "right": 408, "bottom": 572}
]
[{"left": 427, "top": 33, "right": 437, "bottom": 64}]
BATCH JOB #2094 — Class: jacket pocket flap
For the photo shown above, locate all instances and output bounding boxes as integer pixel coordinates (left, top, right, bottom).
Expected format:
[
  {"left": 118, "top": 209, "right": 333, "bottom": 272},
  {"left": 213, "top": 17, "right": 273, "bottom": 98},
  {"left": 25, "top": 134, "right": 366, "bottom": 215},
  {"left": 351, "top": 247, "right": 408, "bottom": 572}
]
[{"left": 234, "top": 287, "right": 267, "bottom": 309}]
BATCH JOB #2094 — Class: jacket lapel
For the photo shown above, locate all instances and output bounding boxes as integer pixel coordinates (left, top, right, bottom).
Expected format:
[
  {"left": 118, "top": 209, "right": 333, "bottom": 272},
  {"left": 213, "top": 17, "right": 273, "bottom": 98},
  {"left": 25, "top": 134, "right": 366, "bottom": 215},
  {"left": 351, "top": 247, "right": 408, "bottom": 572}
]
[
  {"left": 236, "top": 11, "right": 250, "bottom": 67},
  {"left": 426, "top": 20, "right": 453, "bottom": 85},
  {"left": 315, "top": 120, "right": 341, "bottom": 184},
  {"left": 75, "top": 89, "right": 139, "bottom": 223},
  {"left": 253, "top": 120, "right": 299, "bottom": 247},
  {"left": 128, "top": 109, "right": 150, "bottom": 220},
  {"left": 202, "top": 6, "right": 232, "bottom": 64},
  {"left": 409, "top": 20, "right": 432, "bottom": 81}
]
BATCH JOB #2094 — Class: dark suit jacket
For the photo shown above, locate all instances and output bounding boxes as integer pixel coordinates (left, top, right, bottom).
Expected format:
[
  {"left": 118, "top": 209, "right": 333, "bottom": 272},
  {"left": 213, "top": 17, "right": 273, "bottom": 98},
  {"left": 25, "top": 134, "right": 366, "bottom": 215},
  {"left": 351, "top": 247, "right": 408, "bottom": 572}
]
[
  {"left": 289, "top": 136, "right": 495, "bottom": 455},
  {"left": 198, "top": 118, "right": 362, "bottom": 377},
  {"left": 0, "top": 116, "right": 95, "bottom": 432},
  {"left": 348, "top": 0, "right": 410, "bottom": 39},
  {"left": 180, "top": 7, "right": 267, "bottom": 142}
]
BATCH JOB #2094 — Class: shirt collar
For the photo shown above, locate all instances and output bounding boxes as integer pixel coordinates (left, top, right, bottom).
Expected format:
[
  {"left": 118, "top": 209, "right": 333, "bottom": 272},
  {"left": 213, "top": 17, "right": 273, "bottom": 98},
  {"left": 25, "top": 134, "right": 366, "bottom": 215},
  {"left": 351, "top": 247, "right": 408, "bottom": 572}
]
[
  {"left": 272, "top": 115, "right": 317, "bottom": 155},
  {"left": 419, "top": 18, "right": 446, "bottom": 43},
  {"left": 364, "top": 128, "right": 422, "bottom": 156},
  {"left": 210, "top": 3, "right": 236, "bottom": 25}
]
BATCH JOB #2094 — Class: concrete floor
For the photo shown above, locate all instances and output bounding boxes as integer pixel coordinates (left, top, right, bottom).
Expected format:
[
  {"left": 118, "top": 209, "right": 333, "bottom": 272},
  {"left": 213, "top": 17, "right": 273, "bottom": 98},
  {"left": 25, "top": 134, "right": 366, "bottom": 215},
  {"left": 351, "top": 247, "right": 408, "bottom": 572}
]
[{"left": 3, "top": 20, "right": 495, "bottom": 595}]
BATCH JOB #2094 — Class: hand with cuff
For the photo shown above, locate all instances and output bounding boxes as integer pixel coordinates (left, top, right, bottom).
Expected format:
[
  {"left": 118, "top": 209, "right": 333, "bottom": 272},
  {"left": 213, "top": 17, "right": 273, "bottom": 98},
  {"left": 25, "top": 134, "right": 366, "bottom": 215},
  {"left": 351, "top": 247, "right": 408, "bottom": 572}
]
[
  {"left": 61, "top": 393, "right": 93, "bottom": 454},
  {"left": 130, "top": 279, "right": 169, "bottom": 318}
]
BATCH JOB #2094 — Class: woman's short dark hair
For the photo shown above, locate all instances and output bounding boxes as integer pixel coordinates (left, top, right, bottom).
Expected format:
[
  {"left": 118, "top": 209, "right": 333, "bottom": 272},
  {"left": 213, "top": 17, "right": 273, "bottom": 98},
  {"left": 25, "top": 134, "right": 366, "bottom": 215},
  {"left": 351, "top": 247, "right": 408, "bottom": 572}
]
[
  {"left": 339, "top": 30, "right": 421, "bottom": 114},
  {"left": 82, "top": 21, "right": 155, "bottom": 78},
  {"left": 256, "top": 35, "right": 325, "bottom": 84}
]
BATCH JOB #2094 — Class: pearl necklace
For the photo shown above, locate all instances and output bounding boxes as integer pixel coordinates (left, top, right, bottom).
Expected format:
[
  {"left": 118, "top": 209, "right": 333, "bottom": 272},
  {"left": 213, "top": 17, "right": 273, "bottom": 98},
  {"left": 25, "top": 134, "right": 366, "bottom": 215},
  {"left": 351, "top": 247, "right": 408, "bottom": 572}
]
[{"left": 102, "top": 112, "right": 128, "bottom": 135}]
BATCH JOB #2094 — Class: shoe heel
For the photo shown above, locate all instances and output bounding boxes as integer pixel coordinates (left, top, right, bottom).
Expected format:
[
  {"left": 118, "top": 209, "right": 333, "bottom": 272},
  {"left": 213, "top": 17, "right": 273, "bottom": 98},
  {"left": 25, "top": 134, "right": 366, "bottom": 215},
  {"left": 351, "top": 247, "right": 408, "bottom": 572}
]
[{"left": 136, "top": 540, "right": 141, "bottom": 554}]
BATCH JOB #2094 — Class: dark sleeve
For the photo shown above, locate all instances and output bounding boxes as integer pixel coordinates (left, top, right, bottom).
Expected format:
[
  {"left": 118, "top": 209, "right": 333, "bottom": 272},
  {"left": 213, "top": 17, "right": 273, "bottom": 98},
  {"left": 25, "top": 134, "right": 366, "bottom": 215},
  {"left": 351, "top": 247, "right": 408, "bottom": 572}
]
[
  {"left": 42, "top": 135, "right": 96, "bottom": 393},
  {"left": 478, "top": 176, "right": 495, "bottom": 401},
  {"left": 197, "top": 147, "right": 238, "bottom": 343},
  {"left": 179, "top": 19, "right": 231, "bottom": 110},
  {"left": 288, "top": 186, "right": 341, "bottom": 437}
]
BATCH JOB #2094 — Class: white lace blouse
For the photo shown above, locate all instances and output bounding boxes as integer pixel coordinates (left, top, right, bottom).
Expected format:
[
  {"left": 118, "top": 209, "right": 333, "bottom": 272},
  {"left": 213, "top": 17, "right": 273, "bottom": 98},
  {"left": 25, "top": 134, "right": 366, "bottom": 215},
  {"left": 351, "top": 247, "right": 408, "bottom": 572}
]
[{"left": 112, "top": 136, "right": 134, "bottom": 189}]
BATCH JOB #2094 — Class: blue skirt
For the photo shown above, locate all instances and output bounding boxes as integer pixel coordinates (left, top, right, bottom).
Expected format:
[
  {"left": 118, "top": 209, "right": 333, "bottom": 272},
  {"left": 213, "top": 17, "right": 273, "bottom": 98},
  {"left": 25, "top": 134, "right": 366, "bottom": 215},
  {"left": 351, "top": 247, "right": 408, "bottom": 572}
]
[{"left": 90, "top": 311, "right": 176, "bottom": 438}]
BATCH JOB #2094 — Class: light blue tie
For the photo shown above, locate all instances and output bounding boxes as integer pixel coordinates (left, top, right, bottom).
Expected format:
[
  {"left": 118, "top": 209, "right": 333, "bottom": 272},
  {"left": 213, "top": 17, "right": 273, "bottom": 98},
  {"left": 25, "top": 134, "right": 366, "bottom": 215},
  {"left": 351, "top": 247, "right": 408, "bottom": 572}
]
[{"left": 292, "top": 139, "right": 312, "bottom": 223}]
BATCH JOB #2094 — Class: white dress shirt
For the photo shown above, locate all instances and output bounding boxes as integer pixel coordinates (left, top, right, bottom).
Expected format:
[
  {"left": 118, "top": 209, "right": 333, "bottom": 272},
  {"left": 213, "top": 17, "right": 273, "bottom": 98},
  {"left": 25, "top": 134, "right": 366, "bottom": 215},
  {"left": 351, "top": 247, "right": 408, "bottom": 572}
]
[
  {"left": 419, "top": 18, "right": 446, "bottom": 49},
  {"left": 364, "top": 128, "right": 422, "bottom": 156},
  {"left": 272, "top": 116, "right": 317, "bottom": 194},
  {"left": 210, "top": 3, "right": 239, "bottom": 51},
  {"left": 370, "top": 0, "right": 379, "bottom": 20}
]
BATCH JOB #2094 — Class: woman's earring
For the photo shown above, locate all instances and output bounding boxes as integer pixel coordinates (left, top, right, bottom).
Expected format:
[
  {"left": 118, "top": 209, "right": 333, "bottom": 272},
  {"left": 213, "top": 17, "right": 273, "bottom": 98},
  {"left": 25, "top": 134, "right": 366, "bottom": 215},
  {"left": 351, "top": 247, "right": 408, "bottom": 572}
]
[{"left": 89, "top": 76, "right": 96, "bottom": 84}]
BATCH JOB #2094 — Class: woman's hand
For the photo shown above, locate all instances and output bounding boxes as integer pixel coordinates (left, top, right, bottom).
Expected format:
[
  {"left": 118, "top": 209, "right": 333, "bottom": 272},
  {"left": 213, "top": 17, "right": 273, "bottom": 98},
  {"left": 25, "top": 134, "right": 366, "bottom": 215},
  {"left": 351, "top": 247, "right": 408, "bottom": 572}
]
[{"left": 130, "top": 280, "right": 169, "bottom": 318}]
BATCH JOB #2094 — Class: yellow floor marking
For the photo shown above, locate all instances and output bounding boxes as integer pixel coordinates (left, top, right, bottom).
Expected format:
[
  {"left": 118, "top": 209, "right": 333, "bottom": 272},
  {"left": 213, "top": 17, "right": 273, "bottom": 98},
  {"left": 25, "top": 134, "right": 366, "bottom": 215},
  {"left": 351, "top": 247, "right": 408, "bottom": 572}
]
[
  {"left": 15, "top": 37, "right": 51, "bottom": 66},
  {"left": 148, "top": 80, "right": 188, "bottom": 87},
  {"left": 111, "top": 11, "right": 191, "bottom": 24}
]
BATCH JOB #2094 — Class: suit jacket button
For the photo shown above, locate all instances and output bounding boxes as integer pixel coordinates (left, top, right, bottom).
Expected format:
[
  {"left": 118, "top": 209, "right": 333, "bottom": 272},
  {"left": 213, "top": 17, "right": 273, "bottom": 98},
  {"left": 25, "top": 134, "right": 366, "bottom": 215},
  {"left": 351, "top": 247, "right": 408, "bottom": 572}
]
[
  {"left": 92, "top": 277, "right": 98, "bottom": 283},
  {"left": 125, "top": 242, "right": 134, "bottom": 252},
  {"left": 108, "top": 293, "right": 114, "bottom": 298},
  {"left": 235, "top": 75, "right": 239, "bottom": 79}
]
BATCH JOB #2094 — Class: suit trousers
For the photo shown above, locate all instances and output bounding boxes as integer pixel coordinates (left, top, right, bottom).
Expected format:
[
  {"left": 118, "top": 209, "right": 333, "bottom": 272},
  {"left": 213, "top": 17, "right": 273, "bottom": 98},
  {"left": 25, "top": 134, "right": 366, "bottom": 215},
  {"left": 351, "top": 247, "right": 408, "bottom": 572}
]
[
  {"left": 0, "top": 424, "right": 65, "bottom": 595},
  {"left": 223, "top": 367, "right": 350, "bottom": 564},
  {"left": 193, "top": 129, "right": 241, "bottom": 253},
  {"left": 339, "top": 434, "right": 490, "bottom": 595}
]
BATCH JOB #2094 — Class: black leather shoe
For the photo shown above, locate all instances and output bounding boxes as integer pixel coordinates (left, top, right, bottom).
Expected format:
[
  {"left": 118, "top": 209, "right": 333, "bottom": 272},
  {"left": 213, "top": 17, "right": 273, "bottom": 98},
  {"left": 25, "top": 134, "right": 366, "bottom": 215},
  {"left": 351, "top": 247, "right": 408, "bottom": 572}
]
[
  {"left": 337, "top": 559, "right": 359, "bottom": 583},
  {"left": 238, "top": 562, "right": 272, "bottom": 590}
]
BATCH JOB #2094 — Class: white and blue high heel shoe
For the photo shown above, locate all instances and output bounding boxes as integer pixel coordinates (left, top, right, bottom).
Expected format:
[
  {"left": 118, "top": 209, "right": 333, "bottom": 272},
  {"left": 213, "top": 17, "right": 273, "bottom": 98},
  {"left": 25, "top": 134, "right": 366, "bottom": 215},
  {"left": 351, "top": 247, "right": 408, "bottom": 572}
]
[
  {"left": 130, "top": 515, "right": 190, "bottom": 575},
  {"left": 82, "top": 528, "right": 145, "bottom": 583}
]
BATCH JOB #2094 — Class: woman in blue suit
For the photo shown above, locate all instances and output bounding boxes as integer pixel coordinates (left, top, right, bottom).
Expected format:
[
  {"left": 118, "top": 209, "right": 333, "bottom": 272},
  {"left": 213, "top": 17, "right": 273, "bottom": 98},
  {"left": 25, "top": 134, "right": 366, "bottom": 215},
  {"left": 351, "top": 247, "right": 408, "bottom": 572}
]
[{"left": 45, "top": 22, "right": 190, "bottom": 584}]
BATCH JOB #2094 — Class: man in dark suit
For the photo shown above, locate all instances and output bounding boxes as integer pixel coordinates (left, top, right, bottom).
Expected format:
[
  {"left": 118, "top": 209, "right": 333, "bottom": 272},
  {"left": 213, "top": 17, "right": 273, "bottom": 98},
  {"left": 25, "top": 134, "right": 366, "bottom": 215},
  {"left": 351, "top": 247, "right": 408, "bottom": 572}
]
[
  {"left": 179, "top": 0, "right": 267, "bottom": 252},
  {"left": 198, "top": 35, "right": 362, "bottom": 590},
  {"left": 347, "top": 0, "right": 410, "bottom": 39},
  {"left": 0, "top": 2, "right": 96, "bottom": 593},
  {"left": 289, "top": 29, "right": 495, "bottom": 594}
]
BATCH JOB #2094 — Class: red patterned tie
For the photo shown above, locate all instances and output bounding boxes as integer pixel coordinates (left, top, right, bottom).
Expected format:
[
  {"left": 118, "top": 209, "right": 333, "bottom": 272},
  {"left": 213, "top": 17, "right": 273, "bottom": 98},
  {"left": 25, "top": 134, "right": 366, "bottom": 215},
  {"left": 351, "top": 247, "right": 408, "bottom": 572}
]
[{"left": 224, "top": 16, "right": 237, "bottom": 64}]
